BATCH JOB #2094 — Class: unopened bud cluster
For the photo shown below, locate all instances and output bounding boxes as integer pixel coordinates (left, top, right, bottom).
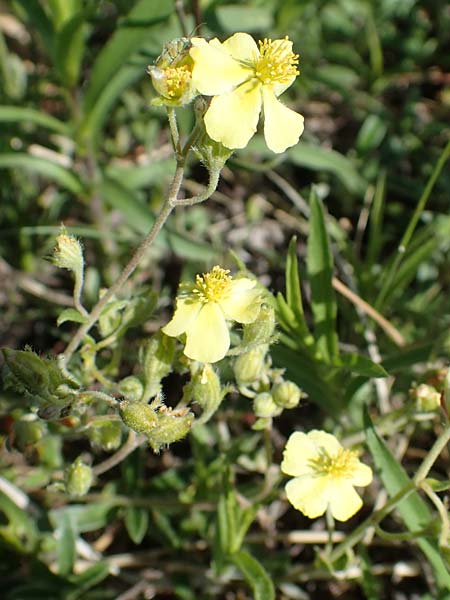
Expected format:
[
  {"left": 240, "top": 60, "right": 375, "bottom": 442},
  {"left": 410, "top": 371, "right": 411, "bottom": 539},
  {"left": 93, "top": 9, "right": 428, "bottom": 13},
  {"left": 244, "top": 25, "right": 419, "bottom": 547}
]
[
  {"left": 120, "top": 398, "right": 193, "bottom": 453},
  {"left": 231, "top": 305, "right": 305, "bottom": 428}
]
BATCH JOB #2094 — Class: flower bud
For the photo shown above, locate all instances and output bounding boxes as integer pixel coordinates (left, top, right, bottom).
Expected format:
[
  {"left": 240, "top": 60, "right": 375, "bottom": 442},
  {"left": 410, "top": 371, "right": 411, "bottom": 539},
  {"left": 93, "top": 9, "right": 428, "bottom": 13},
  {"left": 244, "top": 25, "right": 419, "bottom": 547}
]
[
  {"left": 272, "top": 380, "right": 303, "bottom": 409},
  {"left": 88, "top": 420, "right": 122, "bottom": 452},
  {"left": 146, "top": 406, "right": 194, "bottom": 453},
  {"left": 149, "top": 64, "right": 197, "bottom": 107},
  {"left": 119, "top": 401, "right": 157, "bottom": 435},
  {"left": 118, "top": 376, "right": 144, "bottom": 402},
  {"left": 242, "top": 304, "right": 276, "bottom": 345},
  {"left": 51, "top": 228, "right": 84, "bottom": 276},
  {"left": 233, "top": 347, "right": 268, "bottom": 386},
  {"left": 192, "top": 126, "right": 234, "bottom": 172},
  {"left": 14, "top": 415, "right": 47, "bottom": 451},
  {"left": 253, "top": 392, "right": 282, "bottom": 418},
  {"left": 65, "top": 457, "right": 93, "bottom": 497},
  {"left": 183, "top": 364, "right": 222, "bottom": 424},
  {"left": 412, "top": 383, "right": 441, "bottom": 412},
  {"left": 139, "top": 332, "right": 175, "bottom": 400},
  {"left": 2, "top": 348, "right": 49, "bottom": 398}
]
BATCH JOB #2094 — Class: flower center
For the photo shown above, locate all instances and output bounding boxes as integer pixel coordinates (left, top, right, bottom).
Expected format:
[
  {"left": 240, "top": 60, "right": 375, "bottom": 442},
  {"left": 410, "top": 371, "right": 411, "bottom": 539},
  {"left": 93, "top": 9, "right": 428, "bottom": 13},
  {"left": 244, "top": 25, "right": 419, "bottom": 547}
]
[
  {"left": 163, "top": 65, "right": 192, "bottom": 98},
  {"left": 254, "top": 37, "right": 299, "bottom": 86},
  {"left": 193, "top": 266, "right": 232, "bottom": 303},
  {"left": 309, "top": 448, "right": 359, "bottom": 479}
]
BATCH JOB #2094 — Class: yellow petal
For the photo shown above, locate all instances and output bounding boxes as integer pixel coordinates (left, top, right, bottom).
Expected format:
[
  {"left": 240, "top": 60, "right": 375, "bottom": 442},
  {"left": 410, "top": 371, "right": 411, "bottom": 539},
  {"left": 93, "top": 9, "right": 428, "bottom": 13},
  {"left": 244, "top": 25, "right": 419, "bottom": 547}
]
[
  {"left": 184, "top": 302, "right": 230, "bottom": 363},
  {"left": 262, "top": 86, "right": 304, "bottom": 153},
  {"left": 307, "top": 430, "right": 342, "bottom": 456},
  {"left": 281, "top": 431, "right": 320, "bottom": 477},
  {"left": 328, "top": 481, "right": 363, "bottom": 521},
  {"left": 220, "top": 278, "right": 260, "bottom": 323},
  {"left": 190, "top": 37, "right": 251, "bottom": 95},
  {"left": 162, "top": 298, "right": 201, "bottom": 337},
  {"left": 205, "top": 81, "right": 262, "bottom": 149},
  {"left": 222, "top": 32, "right": 259, "bottom": 62},
  {"left": 285, "top": 475, "right": 330, "bottom": 519},
  {"left": 349, "top": 462, "right": 373, "bottom": 487}
]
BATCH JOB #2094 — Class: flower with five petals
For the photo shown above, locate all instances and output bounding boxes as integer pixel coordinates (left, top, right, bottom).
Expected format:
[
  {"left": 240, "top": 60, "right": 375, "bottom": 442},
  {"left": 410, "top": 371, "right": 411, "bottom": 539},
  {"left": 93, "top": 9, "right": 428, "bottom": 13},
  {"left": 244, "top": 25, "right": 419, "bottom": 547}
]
[
  {"left": 189, "top": 33, "right": 304, "bottom": 153},
  {"left": 281, "top": 430, "right": 373, "bottom": 522},
  {"left": 162, "top": 266, "right": 261, "bottom": 364}
]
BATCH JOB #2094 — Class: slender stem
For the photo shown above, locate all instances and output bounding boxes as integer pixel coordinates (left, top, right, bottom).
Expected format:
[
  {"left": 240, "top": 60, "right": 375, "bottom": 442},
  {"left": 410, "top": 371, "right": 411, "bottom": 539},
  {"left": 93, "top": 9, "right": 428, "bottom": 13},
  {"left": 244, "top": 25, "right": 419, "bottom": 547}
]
[
  {"left": 413, "top": 425, "right": 450, "bottom": 484},
  {"left": 328, "top": 481, "right": 416, "bottom": 563},
  {"left": 73, "top": 269, "right": 88, "bottom": 316},
  {"left": 62, "top": 167, "right": 183, "bottom": 364},
  {"left": 375, "top": 139, "right": 450, "bottom": 309},
  {"left": 173, "top": 167, "right": 221, "bottom": 206},
  {"left": 167, "top": 107, "right": 181, "bottom": 157},
  {"left": 420, "top": 481, "right": 450, "bottom": 547},
  {"left": 93, "top": 431, "right": 145, "bottom": 477}
]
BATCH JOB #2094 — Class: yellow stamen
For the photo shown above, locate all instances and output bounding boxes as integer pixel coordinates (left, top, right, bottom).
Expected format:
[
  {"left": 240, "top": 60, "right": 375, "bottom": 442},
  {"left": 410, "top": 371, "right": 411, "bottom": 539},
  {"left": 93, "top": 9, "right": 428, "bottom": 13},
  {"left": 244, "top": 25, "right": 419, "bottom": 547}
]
[
  {"left": 254, "top": 36, "right": 299, "bottom": 86},
  {"left": 163, "top": 65, "right": 192, "bottom": 98},
  {"left": 309, "top": 448, "right": 359, "bottom": 479},
  {"left": 193, "top": 266, "right": 232, "bottom": 303}
]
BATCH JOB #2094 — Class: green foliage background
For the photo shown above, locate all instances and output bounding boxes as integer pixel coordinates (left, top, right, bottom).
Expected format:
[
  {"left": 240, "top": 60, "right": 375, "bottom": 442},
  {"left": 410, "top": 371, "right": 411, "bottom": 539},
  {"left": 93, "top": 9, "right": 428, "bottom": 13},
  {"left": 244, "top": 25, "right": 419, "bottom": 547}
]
[{"left": 0, "top": 0, "right": 449, "bottom": 598}]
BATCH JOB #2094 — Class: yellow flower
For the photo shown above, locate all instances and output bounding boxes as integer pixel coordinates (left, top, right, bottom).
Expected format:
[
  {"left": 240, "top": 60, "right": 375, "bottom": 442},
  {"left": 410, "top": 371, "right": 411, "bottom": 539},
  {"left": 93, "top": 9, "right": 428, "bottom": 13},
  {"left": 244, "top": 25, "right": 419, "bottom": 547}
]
[
  {"left": 281, "top": 430, "right": 373, "bottom": 522},
  {"left": 162, "top": 266, "right": 261, "bottom": 364},
  {"left": 189, "top": 33, "right": 304, "bottom": 153}
]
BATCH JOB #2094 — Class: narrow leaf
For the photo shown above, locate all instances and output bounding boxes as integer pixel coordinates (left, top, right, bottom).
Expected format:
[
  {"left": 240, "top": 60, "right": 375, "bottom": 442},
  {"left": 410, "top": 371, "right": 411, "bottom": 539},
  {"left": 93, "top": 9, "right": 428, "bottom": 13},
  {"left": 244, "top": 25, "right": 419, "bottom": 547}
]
[
  {"left": 82, "top": 0, "right": 174, "bottom": 112},
  {"left": 124, "top": 506, "right": 149, "bottom": 544},
  {"left": 289, "top": 142, "right": 366, "bottom": 196},
  {"left": 307, "top": 191, "right": 339, "bottom": 362},
  {"left": 0, "top": 153, "right": 83, "bottom": 194},
  {"left": 230, "top": 550, "right": 275, "bottom": 600},
  {"left": 56, "top": 513, "right": 76, "bottom": 576},
  {"left": 0, "top": 106, "right": 68, "bottom": 134}
]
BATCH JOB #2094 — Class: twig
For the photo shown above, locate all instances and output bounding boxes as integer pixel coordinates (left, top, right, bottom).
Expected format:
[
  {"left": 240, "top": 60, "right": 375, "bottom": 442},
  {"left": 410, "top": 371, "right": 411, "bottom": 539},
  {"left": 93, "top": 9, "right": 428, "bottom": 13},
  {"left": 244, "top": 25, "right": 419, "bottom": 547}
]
[{"left": 332, "top": 276, "right": 406, "bottom": 347}]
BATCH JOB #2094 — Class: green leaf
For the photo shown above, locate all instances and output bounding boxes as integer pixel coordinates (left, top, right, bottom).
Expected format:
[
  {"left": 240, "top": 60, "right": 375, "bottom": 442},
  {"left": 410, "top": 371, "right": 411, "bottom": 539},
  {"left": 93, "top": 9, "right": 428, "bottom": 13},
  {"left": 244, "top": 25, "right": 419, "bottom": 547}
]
[
  {"left": 307, "top": 191, "right": 339, "bottom": 362},
  {"left": 289, "top": 141, "right": 366, "bottom": 196},
  {"left": 54, "top": 12, "right": 88, "bottom": 87},
  {"left": 0, "top": 153, "right": 83, "bottom": 195},
  {"left": 364, "top": 411, "right": 450, "bottom": 591},
  {"left": 57, "top": 308, "right": 88, "bottom": 326},
  {"left": 332, "top": 353, "right": 387, "bottom": 378},
  {"left": 67, "top": 562, "right": 110, "bottom": 591},
  {"left": 356, "top": 114, "right": 387, "bottom": 153},
  {"left": 11, "top": 0, "right": 54, "bottom": 52},
  {"left": 82, "top": 0, "right": 174, "bottom": 113},
  {"left": 56, "top": 513, "right": 76, "bottom": 576},
  {"left": 105, "top": 159, "right": 175, "bottom": 190},
  {"left": 214, "top": 5, "right": 273, "bottom": 32},
  {"left": 78, "top": 63, "right": 145, "bottom": 147},
  {"left": 0, "top": 490, "right": 38, "bottom": 553},
  {"left": 229, "top": 550, "right": 275, "bottom": 600},
  {"left": 124, "top": 506, "right": 149, "bottom": 544},
  {"left": 0, "top": 106, "right": 69, "bottom": 134},
  {"left": 49, "top": 501, "right": 116, "bottom": 533}
]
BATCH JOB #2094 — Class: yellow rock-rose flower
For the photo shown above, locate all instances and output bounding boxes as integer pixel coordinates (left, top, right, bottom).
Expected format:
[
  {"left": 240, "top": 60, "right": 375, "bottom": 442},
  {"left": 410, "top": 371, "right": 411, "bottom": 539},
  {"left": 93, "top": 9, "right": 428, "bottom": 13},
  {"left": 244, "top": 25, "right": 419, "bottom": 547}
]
[
  {"left": 281, "top": 430, "right": 373, "bottom": 522},
  {"left": 162, "top": 266, "right": 261, "bottom": 364},
  {"left": 189, "top": 32, "right": 304, "bottom": 153}
]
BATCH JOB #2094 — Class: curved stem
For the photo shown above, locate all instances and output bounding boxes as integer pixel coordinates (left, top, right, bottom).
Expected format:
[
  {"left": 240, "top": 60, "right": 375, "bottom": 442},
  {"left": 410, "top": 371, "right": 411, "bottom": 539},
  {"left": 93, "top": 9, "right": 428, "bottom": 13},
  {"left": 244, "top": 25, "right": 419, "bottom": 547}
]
[
  {"left": 63, "top": 166, "right": 184, "bottom": 364},
  {"left": 327, "top": 481, "right": 416, "bottom": 563},
  {"left": 413, "top": 426, "right": 450, "bottom": 484},
  {"left": 93, "top": 431, "right": 146, "bottom": 477}
]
